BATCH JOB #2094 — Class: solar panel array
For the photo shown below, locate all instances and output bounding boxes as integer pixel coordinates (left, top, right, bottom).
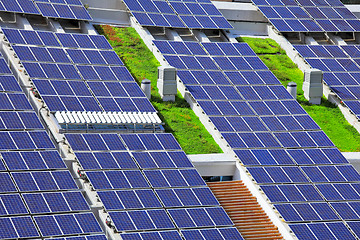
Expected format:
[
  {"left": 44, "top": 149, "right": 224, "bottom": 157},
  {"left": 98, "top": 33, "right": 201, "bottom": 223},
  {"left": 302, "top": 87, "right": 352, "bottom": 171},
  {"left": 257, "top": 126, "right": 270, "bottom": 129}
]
[
  {"left": 294, "top": 44, "right": 360, "bottom": 121},
  {"left": 122, "top": 0, "right": 233, "bottom": 29},
  {"left": 252, "top": 0, "right": 360, "bottom": 32},
  {"left": 3, "top": 28, "right": 156, "bottom": 113},
  {"left": 0, "top": 44, "right": 106, "bottom": 240},
  {"left": 0, "top": 0, "right": 91, "bottom": 21},
  {"left": 155, "top": 40, "right": 360, "bottom": 239},
  {"left": 65, "top": 132, "right": 244, "bottom": 240},
  {"left": 33, "top": 0, "right": 92, "bottom": 20}
]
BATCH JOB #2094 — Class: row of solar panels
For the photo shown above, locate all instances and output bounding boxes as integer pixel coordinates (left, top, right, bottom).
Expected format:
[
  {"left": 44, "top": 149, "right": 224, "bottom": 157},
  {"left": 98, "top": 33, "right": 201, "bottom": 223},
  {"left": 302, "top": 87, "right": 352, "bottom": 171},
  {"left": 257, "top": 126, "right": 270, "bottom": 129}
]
[
  {"left": 187, "top": 85, "right": 294, "bottom": 101},
  {"left": 4, "top": 28, "right": 111, "bottom": 48},
  {"left": 13, "top": 46, "right": 123, "bottom": 65},
  {"left": 178, "top": 70, "right": 280, "bottom": 86},
  {"left": 154, "top": 41, "right": 256, "bottom": 56},
  {"left": 210, "top": 114, "right": 320, "bottom": 132},
  {"left": 223, "top": 130, "right": 333, "bottom": 149},
  {"left": 32, "top": 79, "right": 155, "bottom": 112},
  {"left": 252, "top": 0, "right": 360, "bottom": 32},
  {"left": 97, "top": 188, "right": 218, "bottom": 210},
  {"left": 121, "top": 228, "right": 241, "bottom": 240},
  {"left": 75, "top": 151, "right": 192, "bottom": 170},
  {"left": 0, "top": 192, "right": 88, "bottom": 215},
  {"left": 0, "top": 0, "right": 91, "bottom": 20},
  {"left": 235, "top": 148, "right": 346, "bottom": 166},
  {"left": 290, "top": 222, "right": 360, "bottom": 240},
  {"left": 1, "top": 214, "right": 104, "bottom": 239},
  {"left": 261, "top": 183, "right": 360, "bottom": 202},
  {"left": 248, "top": 165, "right": 359, "bottom": 184},
  {"left": 65, "top": 133, "right": 244, "bottom": 239},
  {"left": 48, "top": 235, "right": 106, "bottom": 240},
  {"left": 275, "top": 202, "right": 360, "bottom": 221},
  {"left": 155, "top": 41, "right": 268, "bottom": 72},
  {"left": 197, "top": 99, "right": 305, "bottom": 117},
  {"left": 294, "top": 44, "right": 360, "bottom": 121},
  {"left": 123, "top": 0, "right": 233, "bottom": 29}
]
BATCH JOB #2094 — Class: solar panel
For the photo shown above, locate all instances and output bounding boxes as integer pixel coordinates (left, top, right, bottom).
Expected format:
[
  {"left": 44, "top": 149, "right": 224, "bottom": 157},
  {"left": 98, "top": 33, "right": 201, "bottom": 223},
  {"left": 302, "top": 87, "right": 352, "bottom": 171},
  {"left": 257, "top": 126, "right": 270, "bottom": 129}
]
[
  {"left": 0, "top": 216, "right": 39, "bottom": 239},
  {"left": 123, "top": 0, "right": 232, "bottom": 29},
  {"left": 98, "top": 189, "right": 161, "bottom": 211},
  {"left": 23, "top": 191, "right": 90, "bottom": 214},
  {"left": 33, "top": 0, "right": 92, "bottom": 20},
  {"left": 51, "top": 235, "right": 108, "bottom": 240},
  {"left": 1, "top": 150, "right": 66, "bottom": 171},
  {"left": 0, "top": 0, "right": 40, "bottom": 15},
  {"left": 253, "top": 0, "right": 360, "bottom": 32},
  {"left": 12, "top": 170, "right": 78, "bottom": 192},
  {"left": 109, "top": 209, "right": 174, "bottom": 231},
  {"left": 34, "top": 213, "right": 102, "bottom": 237},
  {"left": 290, "top": 222, "right": 357, "bottom": 240},
  {"left": 121, "top": 231, "right": 183, "bottom": 240}
]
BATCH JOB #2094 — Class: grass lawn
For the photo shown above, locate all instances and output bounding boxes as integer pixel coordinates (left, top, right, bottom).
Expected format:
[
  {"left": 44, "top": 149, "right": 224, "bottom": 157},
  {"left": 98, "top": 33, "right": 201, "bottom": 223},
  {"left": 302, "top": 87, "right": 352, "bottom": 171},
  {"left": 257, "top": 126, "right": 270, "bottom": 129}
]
[
  {"left": 96, "top": 25, "right": 222, "bottom": 154},
  {"left": 238, "top": 37, "right": 360, "bottom": 152}
]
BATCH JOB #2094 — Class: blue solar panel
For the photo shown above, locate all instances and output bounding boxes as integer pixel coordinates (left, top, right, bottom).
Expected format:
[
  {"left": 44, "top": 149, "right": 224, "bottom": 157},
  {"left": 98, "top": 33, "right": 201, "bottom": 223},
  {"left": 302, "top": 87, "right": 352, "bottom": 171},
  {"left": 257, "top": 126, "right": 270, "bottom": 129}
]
[
  {"left": 35, "top": 213, "right": 102, "bottom": 237},
  {"left": 202, "top": 42, "right": 224, "bottom": 55},
  {"left": 154, "top": 40, "right": 176, "bottom": 55},
  {"left": 86, "top": 170, "right": 149, "bottom": 190},
  {"left": 33, "top": 1, "right": 92, "bottom": 20},
  {"left": 264, "top": 185, "right": 305, "bottom": 203},
  {"left": 167, "top": 208, "right": 195, "bottom": 228},
  {"left": 213, "top": 57, "right": 236, "bottom": 70},
  {"left": 254, "top": 0, "right": 360, "bottom": 32},
  {"left": 0, "top": 194, "right": 27, "bottom": 216},
  {"left": 0, "top": 216, "right": 39, "bottom": 239},
  {"left": 185, "top": 42, "right": 207, "bottom": 55},
  {"left": 11, "top": 170, "right": 76, "bottom": 192},
  {"left": 74, "top": 34, "right": 94, "bottom": 48},
  {"left": 121, "top": 190, "right": 155, "bottom": 209},
  {"left": 24, "top": 191, "right": 89, "bottom": 214},
  {"left": 3, "top": 151, "right": 58, "bottom": 170},
  {"left": 0, "top": 173, "right": 17, "bottom": 194},
  {"left": 77, "top": 151, "right": 135, "bottom": 170},
  {"left": 149, "top": 13, "right": 171, "bottom": 27},
  {"left": 291, "top": 222, "right": 357, "bottom": 240},
  {"left": 133, "top": 13, "right": 152, "bottom": 26},
  {"left": 109, "top": 209, "right": 175, "bottom": 231},
  {"left": 0, "top": 0, "right": 38, "bottom": 14},
  {"left": 122, "top": 231, "right": 182, "bottom": 240},
  {"left": 302, "top": 166, "right": 349, "bottom": 183},
  {"left": 117, "top": 211, "right": 153, "bottom": 231},
  {"left": 163, "top": 169, "right": 189, "bottom": 187}
]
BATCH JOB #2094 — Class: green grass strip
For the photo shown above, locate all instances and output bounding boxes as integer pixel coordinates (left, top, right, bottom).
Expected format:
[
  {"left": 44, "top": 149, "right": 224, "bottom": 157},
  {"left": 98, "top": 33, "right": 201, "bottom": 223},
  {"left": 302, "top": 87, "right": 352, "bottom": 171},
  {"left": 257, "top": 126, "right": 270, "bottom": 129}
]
[
  {"left": 238, "top": 37, "right": 360, "bottom": 152},
  {"left": 96, "top": 25, "right": 222, "bottom": 154}
]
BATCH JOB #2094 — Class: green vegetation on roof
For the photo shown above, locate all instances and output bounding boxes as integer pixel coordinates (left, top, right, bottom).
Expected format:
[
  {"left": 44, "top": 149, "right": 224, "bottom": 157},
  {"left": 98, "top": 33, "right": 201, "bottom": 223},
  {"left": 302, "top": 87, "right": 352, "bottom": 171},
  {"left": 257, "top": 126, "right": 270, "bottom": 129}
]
[
  {"left": 96, "top": 25, "right": 222, "bottom": 154},
  {"left": 238, "top": 36, "right": 360, "bottom": 152}
]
